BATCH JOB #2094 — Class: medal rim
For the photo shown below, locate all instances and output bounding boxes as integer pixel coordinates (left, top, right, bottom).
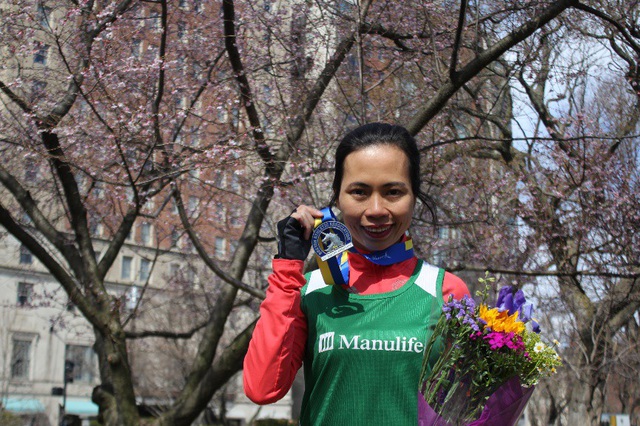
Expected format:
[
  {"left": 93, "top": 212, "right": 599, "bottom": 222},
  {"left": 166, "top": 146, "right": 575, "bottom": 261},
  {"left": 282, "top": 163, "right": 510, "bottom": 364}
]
[{"left": 312, "top": 220, "right": 353, "bottom": 261}]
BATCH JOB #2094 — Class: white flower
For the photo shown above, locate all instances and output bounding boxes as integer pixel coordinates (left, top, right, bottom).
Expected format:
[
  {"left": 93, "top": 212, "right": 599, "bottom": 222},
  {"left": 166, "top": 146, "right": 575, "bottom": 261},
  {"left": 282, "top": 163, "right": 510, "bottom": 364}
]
[{"left": 534, "top": 342, "right": 545, "bottom": 353}]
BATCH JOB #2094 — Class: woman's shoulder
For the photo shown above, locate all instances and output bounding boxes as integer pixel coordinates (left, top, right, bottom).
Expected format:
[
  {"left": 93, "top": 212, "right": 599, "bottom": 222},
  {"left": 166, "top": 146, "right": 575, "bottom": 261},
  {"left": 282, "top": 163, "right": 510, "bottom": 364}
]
[
  {"left": 442, "top": 270, "right": 471, "bottom": 300},
  {"left": 414, "top": 259, "right": 470, "bottom": 301}
]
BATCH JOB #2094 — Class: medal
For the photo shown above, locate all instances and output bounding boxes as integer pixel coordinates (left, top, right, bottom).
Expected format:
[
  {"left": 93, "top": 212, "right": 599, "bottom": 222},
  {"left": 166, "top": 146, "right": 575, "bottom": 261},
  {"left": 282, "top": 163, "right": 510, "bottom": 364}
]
[
  {"left": 312, "top": 219, "right": 353, "bottom": 261},
  {"left": 312, "top": 208, "right": 352, "bottom": 285}
]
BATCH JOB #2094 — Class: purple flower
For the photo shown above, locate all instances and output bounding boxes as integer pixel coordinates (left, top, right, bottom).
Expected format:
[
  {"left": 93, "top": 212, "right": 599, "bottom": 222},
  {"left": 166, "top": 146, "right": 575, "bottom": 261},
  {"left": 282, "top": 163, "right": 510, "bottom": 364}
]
[
  {"left": 442, "top": 295, "right": 481, "bottom": 332},
  {"left": 506, "top": 334, "right": 526, "bottom": 352},
  {"left": 484, "top": 332, "right": 511, "bottom": 350},
  {"left": 496, "top": 286, "right": 541, "bottom": 333},
  {"left": 469, "top": 331, "right": 483, "bottom": 340},
  {"left": 484, "top": 332, "right": 527, "bottom": 352}
]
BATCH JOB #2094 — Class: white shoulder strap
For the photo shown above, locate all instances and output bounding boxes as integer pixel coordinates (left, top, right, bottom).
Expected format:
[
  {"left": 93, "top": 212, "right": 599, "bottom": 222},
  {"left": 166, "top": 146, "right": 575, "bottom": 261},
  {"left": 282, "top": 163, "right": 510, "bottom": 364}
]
[
  {"left": 414, "top": 261, "right": 441, "bottom": 297},
  {"left": 304, "top": 269, "right": 330, "bottom": 296}
]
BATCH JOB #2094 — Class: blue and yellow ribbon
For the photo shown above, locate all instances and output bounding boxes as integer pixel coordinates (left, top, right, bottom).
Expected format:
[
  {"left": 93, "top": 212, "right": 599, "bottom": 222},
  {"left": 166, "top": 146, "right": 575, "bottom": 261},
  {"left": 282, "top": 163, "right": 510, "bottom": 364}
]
[{"left": 313, "top": 208, "right": 351, "bottom": 285}]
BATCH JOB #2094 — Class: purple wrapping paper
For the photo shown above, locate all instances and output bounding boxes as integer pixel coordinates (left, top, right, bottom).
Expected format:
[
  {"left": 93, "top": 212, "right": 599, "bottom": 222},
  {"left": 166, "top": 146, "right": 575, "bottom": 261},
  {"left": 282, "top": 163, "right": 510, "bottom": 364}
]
[{"left": 418, "top": 377, "right": 535, "bottom": 426}]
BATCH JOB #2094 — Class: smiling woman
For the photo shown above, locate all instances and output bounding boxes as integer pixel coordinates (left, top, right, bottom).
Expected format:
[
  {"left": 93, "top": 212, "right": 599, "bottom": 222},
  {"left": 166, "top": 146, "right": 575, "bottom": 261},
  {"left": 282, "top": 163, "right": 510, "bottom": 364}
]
[
  {"left": 337, "top": 144, "right": 415, "bottom": 253},
  {"left": 243, "top": 123, "right": 470, "bottom": 426}
]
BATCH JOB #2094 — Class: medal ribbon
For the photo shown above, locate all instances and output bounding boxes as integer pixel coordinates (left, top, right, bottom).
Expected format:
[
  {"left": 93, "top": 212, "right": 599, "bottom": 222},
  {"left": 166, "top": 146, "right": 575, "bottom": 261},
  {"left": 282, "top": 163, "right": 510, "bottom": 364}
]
[
  {"left": 313, "top": 207, "right": 415, "bottom": 286},
  {"left": 314, "top": 208, "right": 351, "bottom": 286}
]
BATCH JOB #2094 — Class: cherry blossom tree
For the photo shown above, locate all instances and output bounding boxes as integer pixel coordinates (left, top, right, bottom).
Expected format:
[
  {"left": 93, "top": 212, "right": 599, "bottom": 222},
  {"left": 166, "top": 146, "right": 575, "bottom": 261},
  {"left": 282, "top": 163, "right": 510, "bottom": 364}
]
[{"left": 1, "top": 0, "right": 637, "bottom": 425}]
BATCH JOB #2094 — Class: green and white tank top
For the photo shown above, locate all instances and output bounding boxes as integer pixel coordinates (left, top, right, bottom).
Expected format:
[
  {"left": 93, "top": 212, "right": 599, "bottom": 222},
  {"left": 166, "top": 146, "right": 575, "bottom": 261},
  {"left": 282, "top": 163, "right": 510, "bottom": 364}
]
[{"left": 299, "top": 260, "right": 444, "bottom": 426}]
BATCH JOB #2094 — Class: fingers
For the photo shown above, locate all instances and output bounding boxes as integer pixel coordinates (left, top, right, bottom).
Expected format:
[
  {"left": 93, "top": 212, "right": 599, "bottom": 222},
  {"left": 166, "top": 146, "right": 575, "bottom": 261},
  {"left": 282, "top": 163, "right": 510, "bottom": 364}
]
[{"left": 290, "top": 205, "right": 324, "bottom": 240}]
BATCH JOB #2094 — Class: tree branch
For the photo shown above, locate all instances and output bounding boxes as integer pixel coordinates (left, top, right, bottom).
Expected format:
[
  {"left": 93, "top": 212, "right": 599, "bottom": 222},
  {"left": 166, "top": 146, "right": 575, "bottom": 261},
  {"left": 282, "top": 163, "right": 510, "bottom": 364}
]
[
  {"left": 125, "top": 320, "right": 209, "bottom": 339},
  {"left": 173, "top": 185, "right": 266, "bottom": 300},
  {"left": 406, "top": 0, "right": 577, "bottom": 135},
  {"left": 450, "top": 0, "right": 469, "bottom": 80},
  {"left": 0, "top": 204, "right": 106, "bottom": 332},
  {"left": 222, "top": 0, "right": 273, "bottom": 169},
  {"left": 0, "top": 164, "right": 79, "bottom": 262},
  {"left": 454, "top": 264, "right": 640, "bottom": 279}
]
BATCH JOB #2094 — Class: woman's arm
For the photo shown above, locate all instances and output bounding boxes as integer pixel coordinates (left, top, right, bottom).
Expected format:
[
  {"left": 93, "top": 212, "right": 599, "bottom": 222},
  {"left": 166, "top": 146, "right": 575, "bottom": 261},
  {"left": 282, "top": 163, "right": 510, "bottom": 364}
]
[
  {"left": 443, "top": 271, "right": 471, "bottom": 300},
  {"left": 244, "top": 208, "right": 321, "bottom": 404},
  {"left": 243, "top": 259, "right": 308, "bottom": 404}
]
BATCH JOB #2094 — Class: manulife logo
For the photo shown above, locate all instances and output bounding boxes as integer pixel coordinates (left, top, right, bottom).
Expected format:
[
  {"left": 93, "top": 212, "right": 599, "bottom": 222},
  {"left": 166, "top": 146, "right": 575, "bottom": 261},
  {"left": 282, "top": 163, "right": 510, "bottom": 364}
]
[{"left": 318, "top": 332, "right": 424, "bottom": 354}]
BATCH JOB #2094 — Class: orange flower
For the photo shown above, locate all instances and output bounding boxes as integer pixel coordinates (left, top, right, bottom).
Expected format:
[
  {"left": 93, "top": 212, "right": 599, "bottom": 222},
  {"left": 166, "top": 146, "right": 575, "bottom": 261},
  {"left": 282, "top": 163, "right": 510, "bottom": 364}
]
[{"left": 479, "top": 304, "right": 525, "bottom": 334}]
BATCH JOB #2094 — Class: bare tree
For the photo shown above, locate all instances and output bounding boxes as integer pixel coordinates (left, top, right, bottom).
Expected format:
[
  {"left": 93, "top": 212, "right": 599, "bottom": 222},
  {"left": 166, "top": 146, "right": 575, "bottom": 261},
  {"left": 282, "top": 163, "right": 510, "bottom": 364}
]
[{"left": 3, "top": 1, "right": 638, "bottom": 425}]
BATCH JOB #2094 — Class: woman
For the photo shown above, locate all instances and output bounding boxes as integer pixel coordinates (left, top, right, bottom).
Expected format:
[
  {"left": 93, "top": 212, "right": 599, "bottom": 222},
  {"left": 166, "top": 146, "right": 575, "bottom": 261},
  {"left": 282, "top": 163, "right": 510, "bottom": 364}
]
[{"left": 244, "top": 123, "right": 469, "bottom": 425}]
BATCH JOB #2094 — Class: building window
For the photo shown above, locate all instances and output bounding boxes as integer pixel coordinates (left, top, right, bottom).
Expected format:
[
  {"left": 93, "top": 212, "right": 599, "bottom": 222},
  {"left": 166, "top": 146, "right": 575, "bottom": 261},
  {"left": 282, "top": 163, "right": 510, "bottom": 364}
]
[
  {"left": 231, "top": 107, "right": 239, "bottom": 127},
  {"left": 230, "top": 173, "right": 240, "bottom": 192},
  {"left": 171, "top": 229, "right": 181, "bottom": 248},
  {"left": 19, "top": 245, "right": 33, "bottom": 264},
  {"left": 190, "top": 131, "right": 200, "bottom": 147},
  {"left": 213, "top": 171, "right": 226, "bottom": 188},
  {"left": 215, "top": 237, "right": 226, "bottom": 258},
  {"left": 170, "top": 263, "right": 180, "bottom": 277},
  {"left": 93, "top": 181, "right": 104, "bottom": 198},
  {"left": 140, "top": 223, "right": 152, "bottom": 245},
  {"left": 125, "top": 286, "right": 139, "bottom": 312},
  {"left": 33, "top": 44, "right": 49, "bottom": 65},
  {"left": 175, "top": 91, "right": 186, "bottom": 110},
  {"left": 187, "top": 196, "right": 199, "bottom": 215},
  {"left": 187, "top": 267, "right": 196, "bottom": 285},
  {"left": 11, "top": 338, "right": 32, "bottom": 379},
  {"left": 146, "top": 45, "right": 159, "bottom": 61},
  {"left": 121, "top": 256, "right": 133, "bottom": 280},
  {"left": 182, "top": 235, "right": 194, "bottom": 253},
  {"left": 37, "top": 5, "right": 52, "bottom": 27},
  {"left": 132, "top": 39, "right": 142, "bottom": 58},
  {"left": 17, "top": 282, "right": 34, "bottom": 306},
  {"left": 229, "top": 204, "right": 242, "bottom": 227},
  {"left": 188, "top": 168, "right": 200, "bottom": 180},
  {"left": 177, "top": 21, "right": 186, "bottom": 40},
  {"left": 216, "top": 106, "right": 228, "bottom": 123},
  {"left": 65, "top": 345, "right": 97, "bottom": 383},
  {"left": 24, "top": 159, "right": 38, "bottom": 181},
  {"left": 31, "top": 80, "right": 48, "bottom": 102},
  {"left": 149, "top": 11, "right": 161, "bottom": 31},
  {"left": 89, "top": 217, "right": 103, "bottom": 237},
  {"left": 139, "top": 258, "right": 151, "bottom": 282},
  {"left": 144, "top": 197, "right": 155, "bottom": 211},
  {"left": 215, "top": 204, "right": 227, "bottom": 222}
]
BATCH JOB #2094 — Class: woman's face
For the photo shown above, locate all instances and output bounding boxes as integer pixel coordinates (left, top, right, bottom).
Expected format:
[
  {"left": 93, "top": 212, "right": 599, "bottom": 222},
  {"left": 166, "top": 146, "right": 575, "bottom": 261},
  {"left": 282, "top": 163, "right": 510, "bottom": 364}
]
[{"left": 336, "top": 144, "right": 416, "bottom": 252}]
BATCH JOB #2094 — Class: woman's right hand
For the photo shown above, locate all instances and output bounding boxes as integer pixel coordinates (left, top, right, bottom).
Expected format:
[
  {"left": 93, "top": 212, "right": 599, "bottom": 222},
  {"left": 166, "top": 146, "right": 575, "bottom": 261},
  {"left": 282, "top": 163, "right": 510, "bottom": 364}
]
[{"left": 276, "top": 205, "right": 324, "bottom": 260}]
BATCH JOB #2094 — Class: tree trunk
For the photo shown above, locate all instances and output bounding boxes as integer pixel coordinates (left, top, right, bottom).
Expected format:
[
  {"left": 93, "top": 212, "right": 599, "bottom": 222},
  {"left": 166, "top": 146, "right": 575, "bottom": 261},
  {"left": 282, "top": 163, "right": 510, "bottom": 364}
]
[
  {"left": 94, "top": 319, "right": 140, "bottom": 426},
  {"left": 565, "top": 377, "right": 603, "bottom": 426}
]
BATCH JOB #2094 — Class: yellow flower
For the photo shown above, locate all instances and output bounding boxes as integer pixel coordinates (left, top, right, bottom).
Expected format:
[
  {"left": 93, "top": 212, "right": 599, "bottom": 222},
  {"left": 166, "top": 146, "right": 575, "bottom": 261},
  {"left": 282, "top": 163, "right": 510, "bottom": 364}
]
[{"left": 479, "top": 305, "right": 525, "bottom": 334}]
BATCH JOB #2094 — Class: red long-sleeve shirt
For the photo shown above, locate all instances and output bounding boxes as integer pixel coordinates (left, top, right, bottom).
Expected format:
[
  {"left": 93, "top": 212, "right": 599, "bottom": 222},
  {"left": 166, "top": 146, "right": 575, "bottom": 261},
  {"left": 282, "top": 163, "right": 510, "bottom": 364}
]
[{"left": 243, "top": 254, "right": 470, "bottom": 404}]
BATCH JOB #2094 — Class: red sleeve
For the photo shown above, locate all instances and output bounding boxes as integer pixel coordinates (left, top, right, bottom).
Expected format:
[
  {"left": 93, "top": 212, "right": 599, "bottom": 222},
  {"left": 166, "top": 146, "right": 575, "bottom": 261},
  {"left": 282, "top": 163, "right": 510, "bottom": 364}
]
[
  {"left": 243, "top": 259, "right": 308, "bottom": 404},
  {"left": 442, "top": 271, "right": 470, "bottom": 301}
]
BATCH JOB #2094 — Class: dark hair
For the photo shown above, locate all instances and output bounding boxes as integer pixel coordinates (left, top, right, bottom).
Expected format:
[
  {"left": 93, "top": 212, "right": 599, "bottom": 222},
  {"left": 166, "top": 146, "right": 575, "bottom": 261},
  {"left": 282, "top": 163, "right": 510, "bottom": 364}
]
[{"left": 331, "top": 122, "right": 436, "bottom": 223}]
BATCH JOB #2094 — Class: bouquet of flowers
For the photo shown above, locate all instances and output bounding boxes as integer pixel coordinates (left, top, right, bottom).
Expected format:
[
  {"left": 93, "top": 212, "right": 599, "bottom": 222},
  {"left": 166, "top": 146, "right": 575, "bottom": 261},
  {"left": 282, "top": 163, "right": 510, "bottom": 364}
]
[{"left": 418, "top": 273, "right": 562, "bottom": 426}]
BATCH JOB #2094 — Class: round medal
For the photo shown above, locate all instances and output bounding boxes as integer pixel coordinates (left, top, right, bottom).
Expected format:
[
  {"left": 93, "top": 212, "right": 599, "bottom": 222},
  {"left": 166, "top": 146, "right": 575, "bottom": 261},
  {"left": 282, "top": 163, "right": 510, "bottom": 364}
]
[{"left": 312, "top": 220, "right": 353, "bottom": 262}]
